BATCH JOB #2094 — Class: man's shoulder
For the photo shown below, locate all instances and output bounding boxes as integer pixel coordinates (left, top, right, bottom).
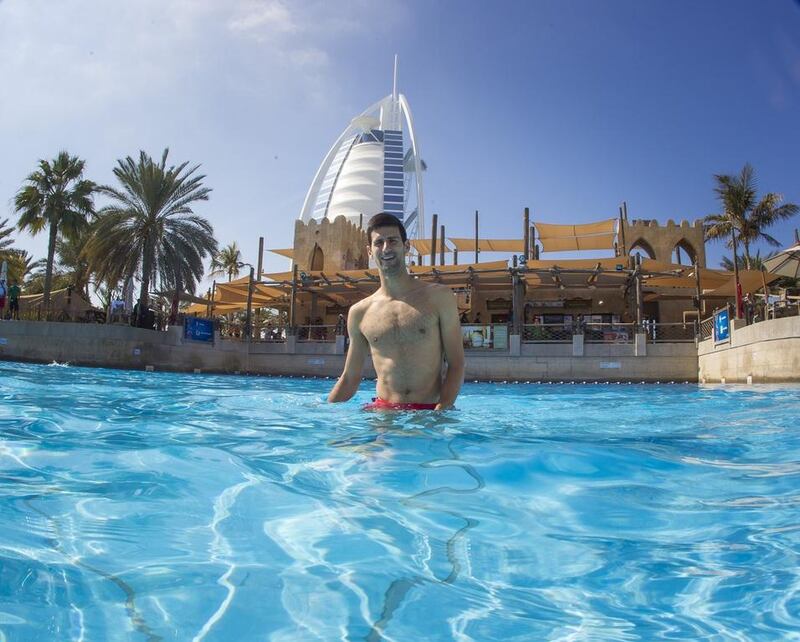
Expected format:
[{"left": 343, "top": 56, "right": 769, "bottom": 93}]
[
  {"left": 350, "top": 295, "right": 376, "bottom": 316},
  {"left": 422, "top": 282, "right": 456, "bottom": 303}
]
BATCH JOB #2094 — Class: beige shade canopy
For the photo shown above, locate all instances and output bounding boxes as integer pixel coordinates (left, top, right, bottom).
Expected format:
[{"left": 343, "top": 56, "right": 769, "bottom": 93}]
[
  {"left": 705, "top": 270, "right": 778, "bottom": 297},
  {"left": 190, "top": 252, "right": 757, "bottom": 317},
  {"left": 267, "top": 248, "right": 295, "bottom": 259},
  {"left": 534, "top": 219, "right": 617, "bottom": 252},
  {"left": 447, "top": 238, "right": 525, "bottom": 253},
  {"left": 409, "top": 239, "right": 453, "bottom": 255}
]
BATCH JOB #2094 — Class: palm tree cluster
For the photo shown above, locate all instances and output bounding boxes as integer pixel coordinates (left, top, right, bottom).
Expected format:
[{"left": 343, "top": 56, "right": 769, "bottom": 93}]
[
  {"left": 11, "top": 148, "right": 219, "bottom": 323},
  {"left": 705, "top": 163, "right": 799, "bottom": 271}
]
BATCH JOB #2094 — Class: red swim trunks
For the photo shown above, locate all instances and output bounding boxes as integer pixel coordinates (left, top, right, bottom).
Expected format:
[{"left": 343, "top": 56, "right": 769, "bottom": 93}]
[{"left": 363, "top": 397, "right": 438, "bottom": 411}]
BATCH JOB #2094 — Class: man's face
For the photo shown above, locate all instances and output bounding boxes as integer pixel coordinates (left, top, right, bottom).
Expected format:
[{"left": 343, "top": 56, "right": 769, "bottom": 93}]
[{"left": 369, "top": 226, "right": 409, "bottom": 273}]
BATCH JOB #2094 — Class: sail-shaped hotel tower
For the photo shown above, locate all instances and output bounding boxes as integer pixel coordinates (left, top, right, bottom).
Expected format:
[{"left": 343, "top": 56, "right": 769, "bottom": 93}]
[{"left": 298, "top": 58, "right": 425, "bottom": 239}]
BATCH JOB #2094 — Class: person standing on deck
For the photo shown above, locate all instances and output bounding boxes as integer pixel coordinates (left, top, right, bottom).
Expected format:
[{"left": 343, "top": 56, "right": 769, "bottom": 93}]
[
  {"left": 328, "top": 212, "right": 465, "bottom": 410},
  {"left": 8, "top": 281, "right": 21, "bottom": 320}
]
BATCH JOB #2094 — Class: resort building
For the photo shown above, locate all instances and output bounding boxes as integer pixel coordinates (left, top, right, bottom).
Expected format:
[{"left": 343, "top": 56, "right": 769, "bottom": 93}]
[{"left": 3, "top": 60, "right": 796, "bottom": 383}]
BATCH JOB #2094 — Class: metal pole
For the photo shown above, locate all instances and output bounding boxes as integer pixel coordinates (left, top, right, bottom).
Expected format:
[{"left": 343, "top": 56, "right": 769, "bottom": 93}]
[
  {"left": 530, "top": 225, "right": 536, "bottom": 261},
  {"left": 474, "top": 210, "right": 479, "bottom": 264},
  {"left": 694, "top": 260, "right": 702, "bottom": 317},
  {"left": 635, "top": 254, "right": 643, "bottom": 327},
  {"left": 359, "top": 213, "right": 363, "bottom": 230},
  {"left": 453, "top": 248, "right": 458, "bottom": 265},
  {"left": 760, "top": 267, "right": 769, "bottom": 319},
  {"left": 523, "top": 207, "right": 530, "bottom": 262},
  {"left": 210, "top": 280, "right": 216, "bottom": 318},
  {"left": 245, "top": 266, "right": 254, "bottom": 342},
  {"left": 440, "top": 224, "right": 445, "bottom": 266},
  {"left": 618, "top": 205, "right": 627, "bottom": 256},
  {"left": 257, "top": 237, "right": 264, "bottom": 281},
  {"left": 430, "top": 213, "right": 438, "bottom": 266},
  {"left": 289, "top": 264, "right": 298, "bottom": 330}
]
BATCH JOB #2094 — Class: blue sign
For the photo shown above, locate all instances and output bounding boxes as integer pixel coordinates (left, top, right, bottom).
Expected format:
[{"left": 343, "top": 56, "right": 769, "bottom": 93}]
[
  {"left": 713, "top": 308, "right": 730, "bottom": 343},
  {"left": 184, "top": 317, "right": 214, "bottom": 343}
]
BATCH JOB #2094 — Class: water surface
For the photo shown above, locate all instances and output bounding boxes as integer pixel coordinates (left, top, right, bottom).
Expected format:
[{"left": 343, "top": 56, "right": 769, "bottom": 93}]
[{"left": 1, "top": 362, "right": 799, "bottom": 640}]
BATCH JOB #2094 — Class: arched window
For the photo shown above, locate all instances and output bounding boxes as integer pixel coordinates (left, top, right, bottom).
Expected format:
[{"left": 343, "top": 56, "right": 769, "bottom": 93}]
[
  {"left": 673, "top": 239, "right": 697, "bottom": 265},
  {"left": 629, "top": 238, "right": 656, "bottom": 260},
  {"left": 310, "top": 244, "right": 324, "bottom": 271}
]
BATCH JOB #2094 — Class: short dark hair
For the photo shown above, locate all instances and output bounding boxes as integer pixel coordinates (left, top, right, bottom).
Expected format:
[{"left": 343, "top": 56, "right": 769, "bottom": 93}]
[{"left": 366, "top": 212, "right": 407, "bottom": 244}]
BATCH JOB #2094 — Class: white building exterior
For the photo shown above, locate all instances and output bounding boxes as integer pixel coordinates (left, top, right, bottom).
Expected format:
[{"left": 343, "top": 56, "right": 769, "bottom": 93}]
[{"left": 298, "top": 58, "right": 426, "bottom": 239}]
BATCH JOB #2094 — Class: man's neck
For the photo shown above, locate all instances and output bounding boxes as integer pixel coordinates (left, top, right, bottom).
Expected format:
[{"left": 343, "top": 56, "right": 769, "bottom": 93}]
[{"left": 378, "top": 267, "right": 416, "bottom": 299}]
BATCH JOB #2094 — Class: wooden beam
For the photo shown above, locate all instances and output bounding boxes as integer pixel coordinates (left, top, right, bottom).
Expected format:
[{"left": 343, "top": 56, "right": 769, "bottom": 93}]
[
  {"left": 474, "top": 210, "right": 479, "bottom": 264},
  {"left": 523, "top": 207, "right": 530, "bottom": 262},
  {"left": 430, "top": 213, "right": 438, "bottom": 266},
  {"left": 586, "top": 262, "right": 602, "bottom": 286}
]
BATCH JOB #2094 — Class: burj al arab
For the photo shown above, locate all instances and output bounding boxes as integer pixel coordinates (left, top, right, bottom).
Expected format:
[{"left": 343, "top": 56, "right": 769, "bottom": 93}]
[{"left": 298, "top": 57, "right": 426, "bottom": 239}]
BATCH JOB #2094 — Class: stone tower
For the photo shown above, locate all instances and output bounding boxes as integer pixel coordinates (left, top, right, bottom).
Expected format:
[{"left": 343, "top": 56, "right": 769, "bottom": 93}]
[
  {"left": 623, "top": 218, "right": 706, "bottom": 267},
  {"left": 292, "top": 215, "right": 369, "bottom": 272}
]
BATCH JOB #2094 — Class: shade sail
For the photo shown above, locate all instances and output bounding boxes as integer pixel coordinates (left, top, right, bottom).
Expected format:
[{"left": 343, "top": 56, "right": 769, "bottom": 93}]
[
  {"left": 155, "top": 290, "right": 210, "bottom": 305},
  {"left": 534, "top": 219, "right": 617, "bottom": 252},
  {"left": 705, "top": 270, "right": 779, "bottom": 297},
  {"left": 216, "top": 282, "right": 286, "bottom": 299},
  {"left": 764, "top": 244, "right": 800, "bottom": 279},
  {"left": 261, "top": 260, "right": 510, "bottom": 284},
  {"left": 409, "top": 239, "right": 453, "bottom": 255},
  {"left": 268, "top": 248, "right": 294, "bottom": 259},
  {"left": 410, "top": 260, "right": 509, "bottom": 274},
  {"left": 447, "top": 238, "right": 525, "bottom": 253},
  {"left": 525, "top": 257, "right": 628, "bottom": 271},
  {"left": 185, "top": 302, "right": 243, "bottom": 315}
]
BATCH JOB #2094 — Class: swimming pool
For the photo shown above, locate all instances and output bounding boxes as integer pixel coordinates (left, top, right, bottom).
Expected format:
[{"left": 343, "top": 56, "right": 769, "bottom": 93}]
[{"left": 1, "top": 361, "right": 798, "bottom": 641}]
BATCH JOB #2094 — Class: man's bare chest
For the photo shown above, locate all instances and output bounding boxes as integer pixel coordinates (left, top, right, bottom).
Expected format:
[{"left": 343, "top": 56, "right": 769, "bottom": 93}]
[{"left": 361, "top": 300, "right": 439, "bottom": 347}]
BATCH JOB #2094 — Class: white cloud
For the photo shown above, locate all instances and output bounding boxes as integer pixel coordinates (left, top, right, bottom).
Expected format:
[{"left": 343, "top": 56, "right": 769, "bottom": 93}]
[{"left": 228, "top": 0, "right": 297, "bottom": 35}]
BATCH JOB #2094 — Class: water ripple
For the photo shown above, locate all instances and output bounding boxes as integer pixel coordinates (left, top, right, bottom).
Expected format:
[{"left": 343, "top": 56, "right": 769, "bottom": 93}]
[{"left": 0, "top": 362, "right": 798, "bottom": 639}]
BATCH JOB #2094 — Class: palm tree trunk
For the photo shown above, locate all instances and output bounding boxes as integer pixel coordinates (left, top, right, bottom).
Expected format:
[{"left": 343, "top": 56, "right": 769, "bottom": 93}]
[
  {"left": 43, "top": 220, "right": 58, "bottom": 317},
  {"left": 138, "top": 242, "right": 153, "bottom": 328},
  {"left": 169, "top": 274, "right": 182, "bottom": 326},
  {"left": 742, "top": 239, "right": 752, "bottom": 270},
  {"left": 731, "top": 228, "right": 742, "bottom": 319}
]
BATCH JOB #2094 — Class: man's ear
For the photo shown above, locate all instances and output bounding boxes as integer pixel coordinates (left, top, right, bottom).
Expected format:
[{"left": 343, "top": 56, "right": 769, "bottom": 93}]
[{"left": 404, "top": 239, "right": 411, "bottom": 254}]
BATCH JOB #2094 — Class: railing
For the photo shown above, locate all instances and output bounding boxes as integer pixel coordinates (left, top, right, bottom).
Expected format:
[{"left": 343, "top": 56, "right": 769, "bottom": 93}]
[
  {"left": 646, "top": 322, "right": 696, "bottom": 343},
  {"left": 699, "top": 316, "right": 714, "bottom": 340},
  {"left": 521, "top": 323, "right": 573, "bottom": 343},
  {"left": 296, "top": 324, "right": 337, "bottom": 343},
  {"left": 763, "top": 300, "right": 800, "bottom": 321},
  {"left": 583, "top": 323, "right": 636, "bottom": 344},
  {"left": 254, "top": 326, "right": 288, "bottom": 343}
]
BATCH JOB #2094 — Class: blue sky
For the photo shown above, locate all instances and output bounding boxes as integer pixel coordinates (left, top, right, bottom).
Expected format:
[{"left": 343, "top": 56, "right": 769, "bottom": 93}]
[{"left": 1, "top": 0, "right": 798, "bottom": 292}]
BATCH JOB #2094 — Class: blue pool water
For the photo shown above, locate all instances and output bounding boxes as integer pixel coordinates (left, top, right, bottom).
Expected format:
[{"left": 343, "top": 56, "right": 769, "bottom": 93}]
[{"left": 1, "top": 361, "right": 799, "bottom": 641}]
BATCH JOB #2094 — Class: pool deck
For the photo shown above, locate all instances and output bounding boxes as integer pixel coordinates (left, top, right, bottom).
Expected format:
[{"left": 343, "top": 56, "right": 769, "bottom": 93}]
[{"left": 0, "top": 317, "right": 796, "bottom": 382}]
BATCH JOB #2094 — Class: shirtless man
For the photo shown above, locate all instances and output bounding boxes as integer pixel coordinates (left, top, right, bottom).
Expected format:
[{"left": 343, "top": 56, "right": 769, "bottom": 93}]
[{"left": 328, "top": 212, "right": 465, "bottom": 410}]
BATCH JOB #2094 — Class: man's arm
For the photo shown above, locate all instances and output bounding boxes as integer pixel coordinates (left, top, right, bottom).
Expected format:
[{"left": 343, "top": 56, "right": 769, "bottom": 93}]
[
  {"left": 435, "top": 288, "right": 465, "bottom": 410},
  {"left": 327, "top": 304, "right": 369, "bottom": 403}
]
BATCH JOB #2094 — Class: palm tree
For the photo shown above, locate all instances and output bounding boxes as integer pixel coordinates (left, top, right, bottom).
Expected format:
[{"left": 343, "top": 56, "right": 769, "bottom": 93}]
[
  {"left": 55, "top": 227, "right": 93, "bottom": 297},
  {"left": 210, "top": 242, "right": 242, "bottom": 282},
  {"left": 5, "top": 249, "right": 45, "bottom": 286},
  {"left": 0, "top": 218, "right": 15, "bottom": 257},
  {"left": 720, "top": 251, "right": 766, "bottom": 272},
  {"left": 84, "top": 148, "right": 217, "bottom": 327},
  {"left": 705, "top": 164, "right": 799, "bottom": 270},
  {"left": 14, "top": 151, "right": 96, "bottom": 312}
]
